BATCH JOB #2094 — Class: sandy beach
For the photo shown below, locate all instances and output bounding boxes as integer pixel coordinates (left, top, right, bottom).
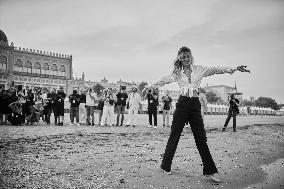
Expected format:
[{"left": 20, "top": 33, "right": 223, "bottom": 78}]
[{"left": 0, "top": 115, "right": 284, "bottom": 189}]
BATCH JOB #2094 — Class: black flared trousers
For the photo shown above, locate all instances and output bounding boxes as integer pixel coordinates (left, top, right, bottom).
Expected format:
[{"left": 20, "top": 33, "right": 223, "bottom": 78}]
[{"left": 160, "top": 96, "right": 218, "bottom": 175}]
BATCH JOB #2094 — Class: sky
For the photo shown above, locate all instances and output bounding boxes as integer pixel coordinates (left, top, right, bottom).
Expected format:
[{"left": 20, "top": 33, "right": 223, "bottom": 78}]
[{"left": 0, "top": 0, "right": 284, "bottom": 103}]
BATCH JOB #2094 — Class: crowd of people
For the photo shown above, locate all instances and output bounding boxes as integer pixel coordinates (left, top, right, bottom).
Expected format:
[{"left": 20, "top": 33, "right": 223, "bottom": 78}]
[
  {"left": 0, "top": 80, "right": 239, "bottom": 131},
  {"left": 0, "top": 81, "right": 68, "bottom": 126},
  {"left": 0, "top": 81, "right": 178, "bottom": 127}
]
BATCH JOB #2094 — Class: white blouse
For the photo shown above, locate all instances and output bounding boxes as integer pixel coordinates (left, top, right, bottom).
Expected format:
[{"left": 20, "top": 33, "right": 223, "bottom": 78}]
[{"left": 148, "top": 64, "right": 237, "bottom": 97}]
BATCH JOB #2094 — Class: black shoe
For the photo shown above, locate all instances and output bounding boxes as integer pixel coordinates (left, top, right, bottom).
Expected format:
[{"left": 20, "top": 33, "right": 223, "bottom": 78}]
[
  {"left": 116, "top": 124, "right": 119, "bottom": 126},
  {"left": 92, "top": 123, "right": 95, "bottom": 126},
  {"left": 233, "top": 129, "right": 236, "bottom": 132},
  {"left": 160, "top": 166, "right": 172, "bottom": 175},
  {"left": 222, "top": 128, "right": 226, "bottom": 132},
  {"left": 126, "top": 125, "right": 130, "bottom": 127},
  {"left": 133, "top": 125, "right": 135, "bottom": 127}
]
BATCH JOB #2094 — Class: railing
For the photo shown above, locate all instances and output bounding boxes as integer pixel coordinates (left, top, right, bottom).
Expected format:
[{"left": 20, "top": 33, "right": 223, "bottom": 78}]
[{"left": 12, "top": 71, "right": 67, "bottom": 79}]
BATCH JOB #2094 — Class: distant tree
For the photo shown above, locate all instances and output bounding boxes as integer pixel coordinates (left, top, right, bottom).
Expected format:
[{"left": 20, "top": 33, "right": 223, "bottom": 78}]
[
  {"left": 138, "top": 81, "right": 148, "bottom": 93},
  {"left": 93, "top": 84, "right": 105, "bottom": 95},
  {"left": 206, "top": 91, "right": 221, "bottom": 104},
  {"left": 242, "top": 99, "right": 255, "bottom": 107},
  {"left": 254, "top": 97, "right": 279, "bottom": 110}
]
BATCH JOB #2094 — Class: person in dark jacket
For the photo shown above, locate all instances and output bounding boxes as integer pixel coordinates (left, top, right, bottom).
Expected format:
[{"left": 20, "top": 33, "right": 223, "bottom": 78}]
[
  {"left": 146, "top": 89, "right": 159, "bottom": 128},
  {"left": 46, "top": 88, "right": 58, "bottom": 125},
  {"left": 26, "top": 89, "right": 35, "bottom": 108},
  {"left": 8, "top": 101, "right": 24, "bottom": 126},
  {"left": 0, "top": 86, "right": 10, "bottom": 125},
  {"left": 222, "top": 94, "right": 240, "bottom": 132},
  {"left": 116, "top": 86, "right": 128, "bottom": 126},
  {"left": 162, "top": 91, "right": 172, "bottom": 127},
  {"left": 56, "top": 87, "right": 66, "bottom": 126},
  {"left": 7, "top": 81, "right": 18, "bottom": 104},
  {"left": 69, "top": 90, "right": 81, "bottom": 126}
]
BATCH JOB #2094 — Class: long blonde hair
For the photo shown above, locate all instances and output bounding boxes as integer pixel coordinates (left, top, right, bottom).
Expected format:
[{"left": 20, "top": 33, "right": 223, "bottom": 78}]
[{"left": 172, "top": 46, "right": 194, "bottom": 79}]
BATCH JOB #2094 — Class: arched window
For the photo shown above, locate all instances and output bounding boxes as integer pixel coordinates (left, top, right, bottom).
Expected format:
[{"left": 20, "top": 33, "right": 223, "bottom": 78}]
[
  {"left": 33, "top": 62, "right": 41, "bottom": 75},
  {"left": 51, "top": 64, "right": 58, "bottom": 76},
  {"left": 14, "top": 59, "right": 23, "bottom": 72},
  {"left": 59, "top": 65, "right": 66, "bottom": 77},
  {"left": 0, "top": 55, "right": 8, "bottom": 70},
  {"left": 23, "top": 60, "right": 32, "bottom": 74},
  {"left": 42, "top": 63, "right": 50, "bottom": 75}
]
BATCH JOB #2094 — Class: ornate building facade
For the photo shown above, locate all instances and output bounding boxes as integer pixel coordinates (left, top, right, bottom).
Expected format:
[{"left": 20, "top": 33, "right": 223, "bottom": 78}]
[{"left": 0, "top": 29, "right": 72, "bottom": 91}]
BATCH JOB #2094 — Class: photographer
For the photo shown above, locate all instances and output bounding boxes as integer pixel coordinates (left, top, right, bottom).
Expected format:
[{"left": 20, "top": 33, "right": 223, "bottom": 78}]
[
  {"left": 100, "top": 88, "right": 116, "bottom": 126},
  {"left": 96, "top": 90, "right": 105, "bottom": 125},
  {"left": 162, "top": 91, "right": 172, "bottom": 127},
  {"left": 8, "top": 81, "right": 18, "bottom": 103},
  {"left": 146, "top": 88, "right": 159, "bottom": 128},
  {"left": 18, "top": 88, "right": 28, "bottom": 123},
  {"left": 26, "top": 88, "right": 35, "bottom": 109},
  {"left": 86, "top": 88, "right": 97, "bottom": 126},
  {"left": 126, "top": 86, "right": 142, "bottom": 127},
  {"left": 116, "top": 86, "right": 128, "bottom": 126},
  {"left": 69, "top": 90, "right": 81, "bottom": 126},
  {"left": 222, "top": 94, "right": 239, "bottom": 132},
  {"left": 41, "top": 88, "right": 50, "bottom": 125},
  {"left": 46, "top": 88, "right": 58, "bottom": 125},
  {"left": 56, "top": 87, "right": 66, "bottom": 126},
  {"left": 0, "top": 86, "right": 11, "bottom": 125},
  {"left": 79, "top": 88, "right": 87, "bottom": 125}
]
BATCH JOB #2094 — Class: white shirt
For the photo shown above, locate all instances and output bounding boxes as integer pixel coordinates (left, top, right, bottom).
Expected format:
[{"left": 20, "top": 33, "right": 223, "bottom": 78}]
[
  {"left": 18, "top": 91, "right": 26, "bottom": 103},
  {"left": 127, "top": 92, "right": 141, "bottom": 110},
  {"left": 41, "top": 93, "right": 47, "bottom": 99},
  {"left": 86, "top": 92, "right": 97, "bottom": 106},
  {"left": 41, "top": 93, "right": 48, "bottom": 106},
  {"left": 148, "top": 64, "right": 237, "bottom": 97}
]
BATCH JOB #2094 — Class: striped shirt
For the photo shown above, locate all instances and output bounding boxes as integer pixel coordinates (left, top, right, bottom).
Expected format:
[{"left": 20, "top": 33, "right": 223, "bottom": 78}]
[{"left": 148, "top": 65, "right": 237, "bottom": 97}]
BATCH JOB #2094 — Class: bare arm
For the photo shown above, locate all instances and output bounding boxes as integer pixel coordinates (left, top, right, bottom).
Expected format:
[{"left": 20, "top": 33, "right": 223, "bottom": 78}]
[
  {"left": 143, "top": 74, "right": 175, "bottom": 93},
  {"left": 202, "top": 65, "right": 250, "bottom": 77}
]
